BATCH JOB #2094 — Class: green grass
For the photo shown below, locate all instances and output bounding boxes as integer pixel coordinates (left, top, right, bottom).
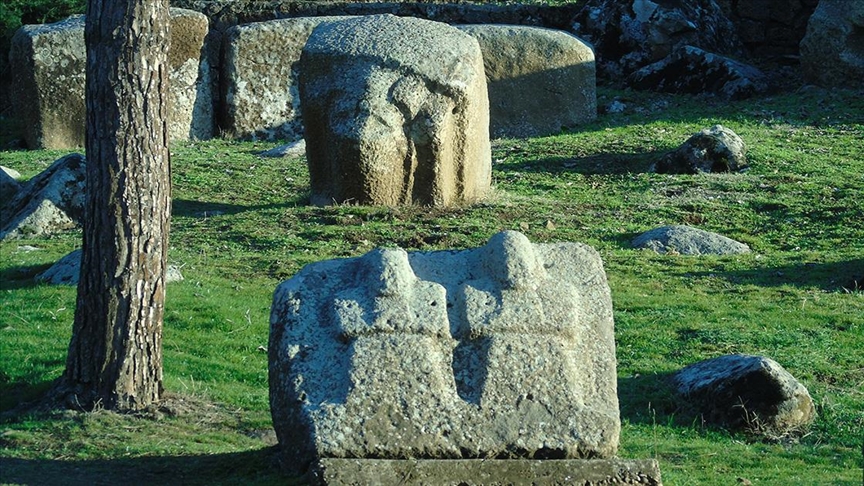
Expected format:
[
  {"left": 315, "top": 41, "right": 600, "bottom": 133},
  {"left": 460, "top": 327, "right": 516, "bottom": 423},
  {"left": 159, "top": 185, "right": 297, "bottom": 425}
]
[{"left": 2, "top": 85, "right": 863, "bottom": 485}]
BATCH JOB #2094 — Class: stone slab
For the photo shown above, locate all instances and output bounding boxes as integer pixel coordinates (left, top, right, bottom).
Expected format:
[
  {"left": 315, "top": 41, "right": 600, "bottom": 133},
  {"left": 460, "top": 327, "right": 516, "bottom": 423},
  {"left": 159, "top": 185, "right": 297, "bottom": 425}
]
[{"left": 311, "top": 458, "right": 662, "bottom": 485}]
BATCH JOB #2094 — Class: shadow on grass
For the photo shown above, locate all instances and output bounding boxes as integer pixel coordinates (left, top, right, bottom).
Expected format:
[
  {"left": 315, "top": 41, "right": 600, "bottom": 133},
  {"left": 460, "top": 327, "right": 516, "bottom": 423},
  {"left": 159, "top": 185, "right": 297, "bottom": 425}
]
[
  {"left": 691, "top": 258, "right": 864, "bottom": 292},
  {"left": 617, "top": 372, "right": 689, "bottom": 428},
  {"left": 0, "top": 264, "right": 55, "bottom": 290},
  {"left": 0, "top": 378, "right": 57, "bottom": 413},
  {"left": 0, "top": 447, "right": 300, "bottom": 486},
  {"left": 496, "top": 150, "right": 662, "bottom": 176},
  {"left": 172, "top": 199, "right": 308, "bottom": 219}
]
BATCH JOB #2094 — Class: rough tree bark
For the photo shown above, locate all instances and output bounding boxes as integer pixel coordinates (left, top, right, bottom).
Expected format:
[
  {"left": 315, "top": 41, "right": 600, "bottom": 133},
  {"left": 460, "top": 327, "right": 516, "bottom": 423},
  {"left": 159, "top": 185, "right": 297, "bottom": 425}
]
[{"left": 55, "top": 0, "right": 171, "bottom": 411}]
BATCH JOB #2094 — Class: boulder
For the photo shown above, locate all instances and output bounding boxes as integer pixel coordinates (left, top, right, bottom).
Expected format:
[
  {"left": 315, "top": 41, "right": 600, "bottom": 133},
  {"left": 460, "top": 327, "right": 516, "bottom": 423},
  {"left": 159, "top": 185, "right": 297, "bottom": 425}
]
[
  {"left": 269, "top": 231, "right": 620, "bottom": 473},
  {"left": 35, "top": 249, "right": 184, "bottom": 285},
  {"left": 672, "top": 354, "right": 816, "bottom": 434},
  {"left": 9, "top": 9, "right": 215, "bottom": 149},
  {"left": 629, "top": 46, "right": 768, "bottom": 99},
  {"left": 0, "top": 153, "right": 86, "bottom": 240},
  {"left": 633, "top": 225, "right": 750, "bottom": 255},
  {"left": 1, "top": 166, "right": 22, "bottom": 203},
  {"left": 258, "top": 139, "right": 307, "bottom": 158},
  {"left": 653, "top": 125, "right": 747, "bottom": 174},
  {"left": 572, "top": 0, "right": 743, "bottom": 80},
  {"left": 455, "top": 24, "right": 596, "bottom": 138},
  {"left": 799, "top": 0, "right": 864, "bottom": 89},
  {"left": 221, "top": 17, "right": 349, "bottom": 141},
  {"left": 299, "top": 15, "right": 492, "bottom": 207}
]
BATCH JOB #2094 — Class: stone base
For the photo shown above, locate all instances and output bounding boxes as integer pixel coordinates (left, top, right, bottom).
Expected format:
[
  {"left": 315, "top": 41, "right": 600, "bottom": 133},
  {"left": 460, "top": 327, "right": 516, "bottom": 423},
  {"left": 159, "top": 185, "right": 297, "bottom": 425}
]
[{"left": 310, "top": 458, "right": 662, "bottom": 485}]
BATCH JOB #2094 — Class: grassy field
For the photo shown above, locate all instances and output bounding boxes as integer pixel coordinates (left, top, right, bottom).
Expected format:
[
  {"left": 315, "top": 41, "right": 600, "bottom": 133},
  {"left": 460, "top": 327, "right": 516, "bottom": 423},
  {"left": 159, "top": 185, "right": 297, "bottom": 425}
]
[{"left": 1, "top": 84, "right": 863, "bottom": 485}]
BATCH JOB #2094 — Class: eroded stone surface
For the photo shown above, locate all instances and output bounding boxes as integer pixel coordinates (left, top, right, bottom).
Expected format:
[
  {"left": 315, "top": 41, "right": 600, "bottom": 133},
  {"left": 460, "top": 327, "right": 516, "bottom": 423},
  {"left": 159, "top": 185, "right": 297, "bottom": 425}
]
[
  {"left": 9, "top": 9, "right": 214, "bottom": 149},
  {"left": 312, "top": 458, "right": 662, "bottom": 485},
  {"left": 269, "top": 231, "right": 620, "bottom": 473},
  {"left": 632, "top": 225, "right": 750, "bottom": 256},
  {"left": 456, "top": 24, "right": 596, "bottom": 138},
  {"left": 672, "top": 354, "right": 816, "bottom": 434},
  {"left": 299, "top": 14, "right": 491, "bottom": 206},
  {"left": 221, "top": 17, "right": 348, "bottom": 141}
]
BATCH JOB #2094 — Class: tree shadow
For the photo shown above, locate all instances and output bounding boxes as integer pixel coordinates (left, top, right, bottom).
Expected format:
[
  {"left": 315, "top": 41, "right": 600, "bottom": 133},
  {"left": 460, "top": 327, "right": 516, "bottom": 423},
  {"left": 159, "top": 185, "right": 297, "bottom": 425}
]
[
  {"left": 496, "top": 151, "right": 663, "bottom": 176},
  {"left": 0, "top": 447, "right": 301, "bottom": 486},
  {"left": 172, "top": 199, "right": 308, "bottom": 219},
  {"left": 0, "top": 263, "right": 55, "bottom": 290},
  {"left": 617, "top": 372, "right": 684, "bottom": 427},
  {"left": 687, "top": 258, "right": 864, "bottom": 292}
]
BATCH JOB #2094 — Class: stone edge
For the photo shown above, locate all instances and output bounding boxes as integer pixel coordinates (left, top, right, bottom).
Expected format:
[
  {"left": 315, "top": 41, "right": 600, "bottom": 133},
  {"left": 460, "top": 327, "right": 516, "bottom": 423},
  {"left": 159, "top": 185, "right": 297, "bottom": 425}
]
[{"left": 310, "top": 458, "right": 662, "bottom": 485}]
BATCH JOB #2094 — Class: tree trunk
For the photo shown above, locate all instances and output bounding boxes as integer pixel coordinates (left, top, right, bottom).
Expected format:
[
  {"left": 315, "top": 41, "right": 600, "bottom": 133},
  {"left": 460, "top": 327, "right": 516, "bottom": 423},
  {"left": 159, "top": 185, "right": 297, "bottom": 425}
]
[{"left": 57, "top": 0, "right": 171, "bottom": 411}]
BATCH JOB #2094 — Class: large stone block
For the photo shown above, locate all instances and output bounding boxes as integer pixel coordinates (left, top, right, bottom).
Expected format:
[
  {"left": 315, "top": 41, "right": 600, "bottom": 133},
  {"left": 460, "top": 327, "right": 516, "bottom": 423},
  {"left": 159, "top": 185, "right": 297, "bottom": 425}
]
[
  {"left": 800, "top": 0, "right": 864, "bottom": 89},
  {"left": 299, "top": 14, "right": 492, "bottom": 207},
  {"left": 9, "top": 9, "right": 215, "bottom": 149},
  {"left": 269, "top": 231, "right": 620, "bottom": 474},
  {"left": 220, "top": 16, "right": 348, "bottom": 141},
  {"left": 456, "top": 24, "right": 596, "bottom": 138}
]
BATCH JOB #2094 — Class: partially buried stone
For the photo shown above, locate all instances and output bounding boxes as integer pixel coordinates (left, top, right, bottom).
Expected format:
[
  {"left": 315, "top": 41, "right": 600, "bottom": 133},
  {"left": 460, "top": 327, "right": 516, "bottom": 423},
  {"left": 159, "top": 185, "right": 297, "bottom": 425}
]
[{"left": 653, "top": 124, "right": 746, "bottom": 174}]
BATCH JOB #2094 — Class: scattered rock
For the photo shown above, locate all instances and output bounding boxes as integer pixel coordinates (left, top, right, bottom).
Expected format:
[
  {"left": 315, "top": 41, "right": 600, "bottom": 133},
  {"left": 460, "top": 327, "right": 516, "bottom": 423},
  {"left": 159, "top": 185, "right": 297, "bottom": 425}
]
[
  {"left": 0, "top": 153, "right": 86, "bottom": 240},
  {"left": 799, "top": 0, "right": 864, "bottom": 89},
  {"left": 672, "top": 354, "right": 816, "bottom": 435},
  {"left": 270, "top": 231, "right": 620, "bottom": 473},
  {"left": 258, "top": 139, "right": 306, "bottom": 158},
  {"left": 605, "top": 100, "right": 627, "bottom": 114},
  {"left": 1, "top": 166, "right": 22, "bottom": 180},
  {"left": 633, "top": 225, "right": 750, "bottom": 255},
  {"left": 653, "top": 125, "right": 747, "bottom": 174},
  {"left": 36, "top": 249, "right": 184, "bottom": 285},
  {"left": 572, "top": 0, "right": 743, "bottom": 81},
  {"left": 300, "top": 15, "right": 491, "bottom": 206},
  {"left": 628, "top": 45, "right": 768, "bottom": 99},
  {"left": 456, "top": 24, "right": 596, "bottom": 138}
]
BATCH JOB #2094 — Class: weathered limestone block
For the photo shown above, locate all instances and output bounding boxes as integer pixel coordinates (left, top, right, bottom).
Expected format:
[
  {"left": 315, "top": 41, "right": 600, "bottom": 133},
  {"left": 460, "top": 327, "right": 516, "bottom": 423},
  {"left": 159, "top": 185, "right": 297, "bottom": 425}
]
[
  {"left": 456, "top": 25, "right": 596, "bottom": 138},
  {"left": 800, "top": 0, "right": 864, "bottom": 89},
  {"left": 221, "top": 17, "right": 348, "bottom": 141},
  {"left": 0, "top": 153, "right": 86, "bottom": 240},
  {"left": 9, "top": 9, "right": 214, "bottom": 149},
  {"left": 672, "top": 354, "right": 816, "bottom": 434},
  {"left": 270, "top": 231, "right": 620, "bottom": 474},
  {"left": 299, "top": 15, "right": 492, "bottom": 207}
]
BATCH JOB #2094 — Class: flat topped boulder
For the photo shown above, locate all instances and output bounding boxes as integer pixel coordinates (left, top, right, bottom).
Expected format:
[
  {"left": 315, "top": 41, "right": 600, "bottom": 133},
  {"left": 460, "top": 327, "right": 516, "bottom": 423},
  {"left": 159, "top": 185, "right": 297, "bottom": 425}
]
[
  {"left": 456, "top": 24, "right": 596, "bottom": 138},
  {"left": 299, "top": 14, "right": 492, "bottom": 207},
  {"left": 269, "top": 231, "right": 620, "bottom": 474}
]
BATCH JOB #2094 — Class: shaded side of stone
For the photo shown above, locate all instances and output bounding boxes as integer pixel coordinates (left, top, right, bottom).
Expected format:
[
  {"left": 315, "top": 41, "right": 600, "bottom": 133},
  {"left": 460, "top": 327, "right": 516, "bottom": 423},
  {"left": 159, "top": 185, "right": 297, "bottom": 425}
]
[
  {"left": 672, "top": 354, "right": 816, "bottom": 434},
  {"left": 632, "top": 225, "right": 750, "bottom": 256},
  {"left": 456, "top": 24, "right": 596, "bottom": 138},
  {"left": 628, "top": 46, "right": 768, "bottom": 100},
  {"left": 311, "top": 458, "right": 662, "bottom": 486},
  {"left": 799, "top": 0, "right": 864, "bottom": 89},
  {"left": 653, "top": 124, "right": 747, "bottom": 174}
]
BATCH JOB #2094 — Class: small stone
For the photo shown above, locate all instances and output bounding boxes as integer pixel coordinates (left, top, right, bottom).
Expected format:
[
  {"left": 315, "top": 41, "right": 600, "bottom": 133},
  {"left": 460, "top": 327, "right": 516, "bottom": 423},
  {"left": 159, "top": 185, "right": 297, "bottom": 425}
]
[{"left": 653, "top": 125, "right": 746, "bottom": 174}]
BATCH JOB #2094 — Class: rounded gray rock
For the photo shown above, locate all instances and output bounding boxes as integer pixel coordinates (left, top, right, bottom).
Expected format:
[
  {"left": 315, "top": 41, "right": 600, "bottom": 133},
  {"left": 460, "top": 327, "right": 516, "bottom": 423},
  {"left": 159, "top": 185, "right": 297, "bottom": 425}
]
[{"left": 632, "top": 225, "right": 750, "bottom": 256}]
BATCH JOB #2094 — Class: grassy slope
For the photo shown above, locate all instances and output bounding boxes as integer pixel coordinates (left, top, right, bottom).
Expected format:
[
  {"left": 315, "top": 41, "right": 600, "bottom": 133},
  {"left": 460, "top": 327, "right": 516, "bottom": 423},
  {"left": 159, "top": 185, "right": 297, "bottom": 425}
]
[{"left": 1, "top": 86, "right": 863, "bottom": 485}]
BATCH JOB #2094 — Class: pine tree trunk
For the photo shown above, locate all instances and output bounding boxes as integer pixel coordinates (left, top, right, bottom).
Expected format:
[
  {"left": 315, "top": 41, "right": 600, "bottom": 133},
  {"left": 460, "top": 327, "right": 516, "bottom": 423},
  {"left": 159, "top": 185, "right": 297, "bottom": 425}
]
[{"left": 58, "top": 0, "right": 171, "bottom": 411}]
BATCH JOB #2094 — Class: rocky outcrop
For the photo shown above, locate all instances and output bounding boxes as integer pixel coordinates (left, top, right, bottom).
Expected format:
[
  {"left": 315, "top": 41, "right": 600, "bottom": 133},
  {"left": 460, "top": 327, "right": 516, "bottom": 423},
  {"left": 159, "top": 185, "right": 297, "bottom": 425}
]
[
  {"left": 632, "top": 225, "right": 751, "bottom": 256},
  {"left": 572, "top": 0, "right": 743, "bottom": 81},
  {"left": 0, "top": 154, "right": 86, "bottom": 240},
  {"left": 653, "top": 125, "right": 747, "bottom": 174},
  {"left": 672, "top": 354, "right": 816, "bottom": 434},
  {"left": 629, "top": 46, "right": 768, "bottom": 99},
  {"left": 221, "top": 17, "right": 347, "bottom": 141},
  {"left": 717, "top": 0, "right": 819, "bottom": 58},
  {"left": 9, "top": 8, "right": 215, "bottom": 149},
  {"left": 456, "top": 25, "right": 596, "bottom": 138},
  {"left": 799, "top": 0, "right": 864, "bottom": 89},
  {"left": 269, "top": 231, "right": 621, "bottom": 473},
  {"left": 299, "top": 15, "right": 491, "bottom": 207}
]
